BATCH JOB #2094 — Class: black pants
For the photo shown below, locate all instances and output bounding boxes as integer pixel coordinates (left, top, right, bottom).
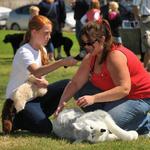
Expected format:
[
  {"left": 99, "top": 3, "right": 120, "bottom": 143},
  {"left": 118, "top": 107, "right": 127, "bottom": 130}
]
[{"left": 13, "top": 79, "right": 69, "bottom": 134}]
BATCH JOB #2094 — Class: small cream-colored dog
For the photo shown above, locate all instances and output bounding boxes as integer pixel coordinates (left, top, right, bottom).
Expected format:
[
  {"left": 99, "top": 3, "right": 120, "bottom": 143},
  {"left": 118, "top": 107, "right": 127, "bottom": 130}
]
[{"left": 11, "top": 75, "right": 47, "bottom": 112}]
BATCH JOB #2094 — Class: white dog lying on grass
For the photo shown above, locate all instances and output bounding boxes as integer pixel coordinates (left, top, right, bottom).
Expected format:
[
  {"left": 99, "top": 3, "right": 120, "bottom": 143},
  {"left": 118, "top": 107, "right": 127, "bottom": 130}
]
[
  {"left": 11, "top": 75, "right": 47, "bottom": 112},
  {"left": 52, "top": 108, "right": 138, "bottom": 143}
]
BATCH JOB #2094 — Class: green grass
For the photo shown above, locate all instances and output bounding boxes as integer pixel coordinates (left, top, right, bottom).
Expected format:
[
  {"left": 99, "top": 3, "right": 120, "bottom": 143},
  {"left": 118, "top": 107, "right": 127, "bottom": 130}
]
[{"left": 0, "top": 30, "right": 150, "bottom": 150}]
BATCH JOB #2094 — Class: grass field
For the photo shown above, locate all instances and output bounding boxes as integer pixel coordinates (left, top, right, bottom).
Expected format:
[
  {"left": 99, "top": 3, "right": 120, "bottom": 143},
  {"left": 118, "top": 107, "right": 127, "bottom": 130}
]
[{"left": 0, "top": 30, "right": 150, "bottom": 150}]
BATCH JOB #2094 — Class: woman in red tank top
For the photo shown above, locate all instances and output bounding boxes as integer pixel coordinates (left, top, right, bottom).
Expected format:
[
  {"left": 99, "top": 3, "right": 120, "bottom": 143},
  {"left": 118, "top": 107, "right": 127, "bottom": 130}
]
[{"left": 55, "top": 20, "right": 150, "bottom": 137}]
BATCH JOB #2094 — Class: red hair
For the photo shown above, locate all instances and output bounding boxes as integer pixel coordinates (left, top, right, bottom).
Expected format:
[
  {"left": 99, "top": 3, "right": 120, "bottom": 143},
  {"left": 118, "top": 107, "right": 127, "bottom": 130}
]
[{"left": 24, "top": 15, "right": 52, "bottom": 65}]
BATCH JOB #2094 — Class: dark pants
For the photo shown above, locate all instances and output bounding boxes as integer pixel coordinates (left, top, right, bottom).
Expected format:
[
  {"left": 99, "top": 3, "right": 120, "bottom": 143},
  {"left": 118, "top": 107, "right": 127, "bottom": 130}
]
[{"left": 13, "top": 79, "right": 69, "bottom": 134}]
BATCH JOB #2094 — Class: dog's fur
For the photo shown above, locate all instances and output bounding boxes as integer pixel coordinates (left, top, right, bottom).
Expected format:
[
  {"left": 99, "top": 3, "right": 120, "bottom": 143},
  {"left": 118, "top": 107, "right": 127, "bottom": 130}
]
[
  {"left": 143, "top": 30, "right": 150, "bottom": 71},
  {"left": 11, "top": 75, "right": 47, "bottom": 112},
  {"left": 52, "top": 108, "right": 138, "bottom": 143},
  {"left": 51, "top": 32, "right": 73, "bottom": 57},
  {"left": 61, "top": 36, "right": 73, "bottom": 56},
  {"left": 3, "top": 33, "right": 24, "bottom": 55}
]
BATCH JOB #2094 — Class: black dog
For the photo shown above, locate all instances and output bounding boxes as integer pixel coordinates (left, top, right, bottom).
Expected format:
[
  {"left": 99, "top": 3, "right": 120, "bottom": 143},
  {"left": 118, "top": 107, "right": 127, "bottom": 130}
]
[
  {"left": 3, "top": 33, "right": 24, "bottom": 55},
  {"left": 61, "top": 36, "right": 73, "bottom": 56},
  {"left": 51, "top": 32, "right": 73, "bottom": 57}
]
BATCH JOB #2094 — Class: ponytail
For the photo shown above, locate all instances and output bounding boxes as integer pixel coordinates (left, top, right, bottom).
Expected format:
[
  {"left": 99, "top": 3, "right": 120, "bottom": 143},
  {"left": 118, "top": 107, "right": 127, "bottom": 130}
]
[
  {"left": 97, "top": 19, "right": 112, "bottom": 64},
  {"left": 39, "top": 46, "right": 49, "bottom": 65},
  {"left": 24, "top": 30, "right": 31, "bottom": 43},
  {"left": 101, "top": 19, "right": 113, "bottom": 43}
]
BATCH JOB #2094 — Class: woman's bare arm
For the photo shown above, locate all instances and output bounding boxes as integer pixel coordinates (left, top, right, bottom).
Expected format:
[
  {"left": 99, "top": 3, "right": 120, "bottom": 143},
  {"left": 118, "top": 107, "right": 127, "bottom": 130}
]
[
  {"left": 54, "top": 54, "right": 92, "bottom": 116},
  {"left": 94, "top": 50, "right": 131, "bottom": 102},
  {"left": 28, "top": 57, "right": 77, "bottom": 78}
]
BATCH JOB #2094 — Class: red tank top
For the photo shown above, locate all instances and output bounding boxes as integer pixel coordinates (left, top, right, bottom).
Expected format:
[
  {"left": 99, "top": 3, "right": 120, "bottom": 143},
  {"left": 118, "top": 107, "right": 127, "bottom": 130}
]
[{"left": 90, "top": 44, "right": 150, "bottom": 99}]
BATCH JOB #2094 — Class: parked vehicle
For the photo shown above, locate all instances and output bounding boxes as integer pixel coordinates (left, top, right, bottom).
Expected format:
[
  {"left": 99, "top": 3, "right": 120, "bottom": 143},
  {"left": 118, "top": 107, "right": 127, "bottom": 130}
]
[
  {"left": 0, "top": 6, "right": 12, "bottom": 29},
  {"left": 6, "top": 4, "right": 37, "bottom": 30},
  {"left": 6, "top": 4, "right": 75, "bottom": 31}
]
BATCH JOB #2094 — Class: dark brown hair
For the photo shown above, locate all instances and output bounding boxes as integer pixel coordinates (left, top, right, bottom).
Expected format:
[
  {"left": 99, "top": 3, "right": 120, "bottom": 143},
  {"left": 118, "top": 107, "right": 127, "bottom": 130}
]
[
  {"left": 24, "top": 15, "right": 52, "bottom": 65},
  {"left": 80, "top": 19, "right": 113, "bottom": 64}
]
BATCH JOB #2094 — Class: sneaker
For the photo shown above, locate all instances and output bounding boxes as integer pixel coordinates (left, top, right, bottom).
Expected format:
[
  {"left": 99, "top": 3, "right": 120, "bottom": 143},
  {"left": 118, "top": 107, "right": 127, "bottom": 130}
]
[{"left": 1, "top": 100, "right": 16, "bottom": 134}]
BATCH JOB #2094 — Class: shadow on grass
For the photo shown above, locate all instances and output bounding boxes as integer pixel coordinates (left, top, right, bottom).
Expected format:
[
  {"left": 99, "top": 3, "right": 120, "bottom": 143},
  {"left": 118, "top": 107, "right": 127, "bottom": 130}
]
[
  {"left": 0, "top": 130, "right": 76, "bottom": 143},
  {"left": 0, "top": 57, "right": 13, "bottom": 64}
]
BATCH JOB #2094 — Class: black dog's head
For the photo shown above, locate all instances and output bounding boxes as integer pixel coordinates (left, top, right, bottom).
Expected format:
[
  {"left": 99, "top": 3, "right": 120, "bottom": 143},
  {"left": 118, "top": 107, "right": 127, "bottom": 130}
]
[
  {"left": 3, "top": 34, "right": 12, "bottom": 43},
  {"left": 3, "top": 33, "right": 24, "bottom": 43},
  {"left": 3, "top": 33, "right": 25, "bottom": 55}
]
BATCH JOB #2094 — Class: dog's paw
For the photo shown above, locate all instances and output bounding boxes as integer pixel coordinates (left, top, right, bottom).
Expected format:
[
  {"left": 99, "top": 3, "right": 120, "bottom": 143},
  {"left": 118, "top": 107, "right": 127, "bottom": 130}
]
[
  {"left": 37, "top": 88, "right": 47, "bottom": 96},
  {"left": 127, "top": 131, "right": 138, "bottom": 140},
  {"left": 2, "top": 120, "right": 13, "bottom": 134}
]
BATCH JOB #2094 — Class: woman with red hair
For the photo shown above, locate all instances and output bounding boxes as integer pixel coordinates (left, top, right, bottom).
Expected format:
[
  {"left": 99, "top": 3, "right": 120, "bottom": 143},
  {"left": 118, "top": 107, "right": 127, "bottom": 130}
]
[{"left": 2, "top": 15, "right": 77, "bottom": 134}]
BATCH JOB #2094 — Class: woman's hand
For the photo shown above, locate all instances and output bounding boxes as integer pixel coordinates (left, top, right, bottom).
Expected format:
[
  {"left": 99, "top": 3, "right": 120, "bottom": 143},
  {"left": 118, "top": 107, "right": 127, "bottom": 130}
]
[
  {"left": 53, "top": 101, "right": 66, "bottom": 117},
  {"left": 34, "top": 77, "right": 48, "bottom": 88},
  {"left": 62, "top": 56, "right": 78, "bottom": 67},
  {"left": 76, "top": 95, "right": 95, "bottom": 107}
]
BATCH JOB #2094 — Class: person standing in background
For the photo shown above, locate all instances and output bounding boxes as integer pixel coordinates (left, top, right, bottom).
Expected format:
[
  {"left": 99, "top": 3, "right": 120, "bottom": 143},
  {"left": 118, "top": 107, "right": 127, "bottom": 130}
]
[
  {"left": 39, "top": 0, "right": 73, "bottom": 60},
  {"left": 71, "top": 0, "right": 91, "bottom": 60},
  {"left": 106, "top": 1, "right": 122, "bottom": 43},
  {"left": 52, "top": 0, "right": 66, "bottom": 59},
  {"left": 39, "top": 0, "right": 66, "bottom": 60},
  {"left": 132, "top": 0, "right": 150, "bottom": 64},
  {"left": 38, "top": 0, "right": 56, "bottom": 61},
  {"left": 80, "top": 0, "right": 101, "bottom": 25},
  {"left": 29, "top": 6, "right": 40, "bottom": 19}
]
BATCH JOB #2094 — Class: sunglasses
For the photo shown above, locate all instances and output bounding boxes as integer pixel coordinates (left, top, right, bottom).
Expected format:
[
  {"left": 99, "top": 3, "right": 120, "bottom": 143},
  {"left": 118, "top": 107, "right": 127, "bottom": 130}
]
[{"left": 81, "top": 39, "right": 97, "bottom": 47}]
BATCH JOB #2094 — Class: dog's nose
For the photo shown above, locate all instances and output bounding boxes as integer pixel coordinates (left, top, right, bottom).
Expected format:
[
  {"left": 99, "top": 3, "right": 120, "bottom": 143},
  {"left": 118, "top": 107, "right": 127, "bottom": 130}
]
[{"left": 100, "top": 129, "right": 106, "bottom": 133}]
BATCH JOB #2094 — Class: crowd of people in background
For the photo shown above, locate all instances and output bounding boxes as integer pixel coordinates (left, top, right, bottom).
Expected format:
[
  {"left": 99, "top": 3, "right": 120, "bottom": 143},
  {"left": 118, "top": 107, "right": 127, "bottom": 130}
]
[
  {"left": 132, "top": 0, "right": 150, "bottom": 68},
  {"left": 11, "top": 0, "right": 149, "bottom": 64}
]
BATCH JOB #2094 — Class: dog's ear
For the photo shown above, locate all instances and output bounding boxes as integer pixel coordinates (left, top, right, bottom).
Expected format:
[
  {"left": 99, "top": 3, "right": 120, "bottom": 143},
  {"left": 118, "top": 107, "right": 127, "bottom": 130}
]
[
  {"left": 72, "top": 122, "right": 83, "bottom": 130},
  {"left": 3, "top": 34, "right": 10, "bottom": 43},
  {"left": 84, "top": 119, "right": 94, "bottom": 125}
]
